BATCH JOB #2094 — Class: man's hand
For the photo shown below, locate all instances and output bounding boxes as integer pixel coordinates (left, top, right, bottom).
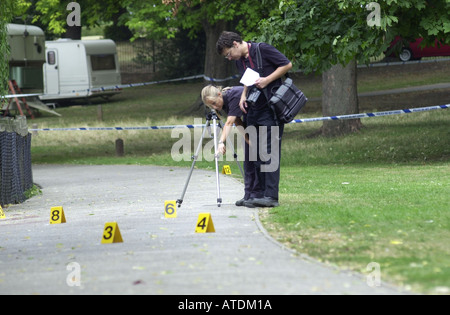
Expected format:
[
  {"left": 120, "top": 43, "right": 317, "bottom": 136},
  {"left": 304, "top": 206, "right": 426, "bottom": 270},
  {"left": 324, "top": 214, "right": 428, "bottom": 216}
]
[
  {"left": 255, "top": 77, "right": 269, "bottom": 90},
  {"left": 239, "top": 95, "right": 248, "bottom": 114}
]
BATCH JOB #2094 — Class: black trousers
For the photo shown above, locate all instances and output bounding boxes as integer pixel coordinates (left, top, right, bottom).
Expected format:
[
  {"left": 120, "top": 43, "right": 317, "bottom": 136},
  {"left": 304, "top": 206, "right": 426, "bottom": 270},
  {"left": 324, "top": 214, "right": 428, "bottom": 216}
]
[{"left": 244, "top": 106, "right": 284, "bottom": 200}]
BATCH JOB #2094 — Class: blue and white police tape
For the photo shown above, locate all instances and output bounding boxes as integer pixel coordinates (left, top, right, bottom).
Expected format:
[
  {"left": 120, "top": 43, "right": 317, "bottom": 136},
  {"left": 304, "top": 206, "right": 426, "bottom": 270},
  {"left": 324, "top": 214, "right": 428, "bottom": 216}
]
[
  {"left": 30, "top": 124, "right": 205, "bottom": 132},
  {"left": 29, "top": 104, "right": 448, "bottom": 132},
  {"left": 48, "top": 74, "right": 241, "bottom": 97},
  {"left": 289, "top": 104, "right": 449, "bottom": 124},
  {"left": 2, "top": 74, "right": 240, "bottom": 100}
]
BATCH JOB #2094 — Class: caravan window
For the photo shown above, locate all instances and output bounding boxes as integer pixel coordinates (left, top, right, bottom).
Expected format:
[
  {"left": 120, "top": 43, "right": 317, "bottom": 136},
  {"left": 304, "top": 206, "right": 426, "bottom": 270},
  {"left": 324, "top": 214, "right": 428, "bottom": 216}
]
[
  {"left": 91, "top": 54, "right": 116, "bottom": 71},
  {"left": 47, "top": 51, "right": 56, "bottom": 65}
]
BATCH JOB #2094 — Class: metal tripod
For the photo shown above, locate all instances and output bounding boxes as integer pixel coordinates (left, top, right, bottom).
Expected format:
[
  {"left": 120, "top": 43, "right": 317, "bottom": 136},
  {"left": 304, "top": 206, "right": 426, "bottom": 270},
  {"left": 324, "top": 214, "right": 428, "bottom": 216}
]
[{"left": 177, "top": 110, "right": 244, "bottom": 208}]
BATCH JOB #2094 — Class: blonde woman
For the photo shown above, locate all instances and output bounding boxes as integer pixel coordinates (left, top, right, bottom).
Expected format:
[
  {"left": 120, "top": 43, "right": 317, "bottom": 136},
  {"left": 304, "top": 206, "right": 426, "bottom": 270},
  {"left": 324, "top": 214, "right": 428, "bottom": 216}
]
[
  {"left": 201, "top": 85, "right": 245, "bottom": 154},
  {"left": 201, "top": 85, "right": 261, "bottom": 208}
]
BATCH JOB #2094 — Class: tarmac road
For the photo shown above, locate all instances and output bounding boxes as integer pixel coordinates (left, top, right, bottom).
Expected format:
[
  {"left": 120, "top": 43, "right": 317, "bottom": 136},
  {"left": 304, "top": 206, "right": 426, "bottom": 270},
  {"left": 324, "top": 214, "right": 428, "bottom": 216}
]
[{"left": 0, "top": 165, "right": 408, "bottom": 295}]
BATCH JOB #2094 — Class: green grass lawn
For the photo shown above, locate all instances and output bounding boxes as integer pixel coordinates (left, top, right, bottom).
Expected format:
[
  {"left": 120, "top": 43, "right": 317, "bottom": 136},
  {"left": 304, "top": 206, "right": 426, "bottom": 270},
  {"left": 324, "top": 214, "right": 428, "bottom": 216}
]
[
  {"left": 263, "top": 164, "right": 449, "bottom": 294},
  {"left": 28, "top": 69, "right": 450, "bottom": 294}
]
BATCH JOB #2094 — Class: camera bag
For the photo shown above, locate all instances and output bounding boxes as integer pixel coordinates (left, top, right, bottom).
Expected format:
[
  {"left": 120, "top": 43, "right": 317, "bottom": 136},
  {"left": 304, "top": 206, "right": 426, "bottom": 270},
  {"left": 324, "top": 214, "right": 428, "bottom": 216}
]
[
  {"left": 254, "top": 43, "right": 308, "bottom": 123},
  {"left": 269, "top": 78, "right": 308, "bottom": 123}
]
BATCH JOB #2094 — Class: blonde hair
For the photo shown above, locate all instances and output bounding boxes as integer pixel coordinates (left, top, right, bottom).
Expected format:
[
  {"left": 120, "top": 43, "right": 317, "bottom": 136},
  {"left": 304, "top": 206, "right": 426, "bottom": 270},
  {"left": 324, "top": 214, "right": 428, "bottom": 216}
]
[{"left": 201, "top": 85, "right": 232, "bottom": 107}]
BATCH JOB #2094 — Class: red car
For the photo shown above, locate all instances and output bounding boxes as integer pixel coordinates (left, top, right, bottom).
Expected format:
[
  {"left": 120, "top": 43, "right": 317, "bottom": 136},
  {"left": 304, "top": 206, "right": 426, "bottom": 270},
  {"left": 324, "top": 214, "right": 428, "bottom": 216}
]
[{"left": 389, "top": 37, "right": 450, "bottom": 61}]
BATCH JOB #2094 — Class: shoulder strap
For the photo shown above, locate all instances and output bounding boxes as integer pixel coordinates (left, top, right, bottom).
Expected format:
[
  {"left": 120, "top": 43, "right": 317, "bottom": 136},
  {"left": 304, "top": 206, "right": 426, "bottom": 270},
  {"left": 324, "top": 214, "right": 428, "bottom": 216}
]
[
  {"left": 254, "top": 43, "right": 267, "bottom": 98},
  {"left": 254, "top": 43, "right": 263, "bottom": 75},
  {"left": 255, "top": 42, "right": 290, "bottom": 79},
  {"left": 254, "top": 42, "right": 280, "bottom": 125}
]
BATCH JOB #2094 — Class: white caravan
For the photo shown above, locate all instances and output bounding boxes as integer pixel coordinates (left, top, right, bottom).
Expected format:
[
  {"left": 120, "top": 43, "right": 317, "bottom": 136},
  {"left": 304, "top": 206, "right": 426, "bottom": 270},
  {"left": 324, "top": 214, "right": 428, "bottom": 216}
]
[{"left": 40, "top": 39, "right": 122, "bottom": 101}]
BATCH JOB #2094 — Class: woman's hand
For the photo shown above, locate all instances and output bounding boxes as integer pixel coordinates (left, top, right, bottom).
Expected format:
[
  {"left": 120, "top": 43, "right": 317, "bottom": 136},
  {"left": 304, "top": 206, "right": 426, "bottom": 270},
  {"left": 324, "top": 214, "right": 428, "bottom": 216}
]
[{"left": 218, "top": 142, "right": 226, "bottom": 155}]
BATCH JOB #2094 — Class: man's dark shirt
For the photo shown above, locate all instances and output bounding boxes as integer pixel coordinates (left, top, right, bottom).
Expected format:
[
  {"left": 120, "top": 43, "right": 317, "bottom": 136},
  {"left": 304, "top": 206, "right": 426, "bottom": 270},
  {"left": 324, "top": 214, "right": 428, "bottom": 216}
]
[{"left": 235, "top": 42, "right": 291, "bottom": 110}]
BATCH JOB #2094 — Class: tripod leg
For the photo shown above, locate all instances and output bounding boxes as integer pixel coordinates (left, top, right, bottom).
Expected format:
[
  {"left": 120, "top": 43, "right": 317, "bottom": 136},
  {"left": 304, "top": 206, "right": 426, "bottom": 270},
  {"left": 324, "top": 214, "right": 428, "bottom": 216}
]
[
  {"left": 233, "top": 151, "right": 245, "bottom": 178},
  {"left": 212, "top": 117, "right": 222, "bottom": 207},
  {"left": 177, "top": 122, "right": 210, "bottom": 208}
]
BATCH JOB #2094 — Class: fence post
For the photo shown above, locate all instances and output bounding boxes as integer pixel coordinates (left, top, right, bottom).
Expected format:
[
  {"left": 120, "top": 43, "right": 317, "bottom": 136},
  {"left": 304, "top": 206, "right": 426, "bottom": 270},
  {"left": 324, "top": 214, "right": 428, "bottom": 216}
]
[
  {"left": 115, "top": 138, "right": 124, "bottom": 157},
  {"left": 97, "top": 105, "right": 103, "bottom": 122}
]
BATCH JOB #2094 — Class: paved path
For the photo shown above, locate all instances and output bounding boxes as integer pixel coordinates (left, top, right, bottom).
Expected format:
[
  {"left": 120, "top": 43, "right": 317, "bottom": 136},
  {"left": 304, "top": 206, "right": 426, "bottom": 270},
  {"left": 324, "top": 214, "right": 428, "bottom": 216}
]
[{"left": 0, "top": 165, "right": 407, "bottom": 295}]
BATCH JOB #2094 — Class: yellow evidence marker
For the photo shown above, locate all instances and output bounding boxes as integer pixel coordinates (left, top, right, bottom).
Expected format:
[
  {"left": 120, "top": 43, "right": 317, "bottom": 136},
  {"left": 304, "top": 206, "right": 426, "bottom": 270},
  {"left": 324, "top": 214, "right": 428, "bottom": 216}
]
[
  {"left": 101, "top": 222, "right": 123, "bottom": 244},
  {"left": 0, "top": 205, "right": 5, "bottom": 219},
  {"left": 50, "top": 206, "right": 66, "bottom": 224},
  {"left": 195, "top": 213, "right": 215, "bottom": 233},
  {"left": 222, "top": 165, "right": 232, "bottom": 175},
  {"left": 164, "top": 200, "right": 177, "bottom": 218}
]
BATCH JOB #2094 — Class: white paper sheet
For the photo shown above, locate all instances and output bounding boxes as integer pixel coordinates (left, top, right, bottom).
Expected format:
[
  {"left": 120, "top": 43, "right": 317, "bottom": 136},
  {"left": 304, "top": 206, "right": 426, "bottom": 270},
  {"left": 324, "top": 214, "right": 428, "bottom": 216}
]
[{"left": 240, "top": 68, "right": 260, "bottom": 87}]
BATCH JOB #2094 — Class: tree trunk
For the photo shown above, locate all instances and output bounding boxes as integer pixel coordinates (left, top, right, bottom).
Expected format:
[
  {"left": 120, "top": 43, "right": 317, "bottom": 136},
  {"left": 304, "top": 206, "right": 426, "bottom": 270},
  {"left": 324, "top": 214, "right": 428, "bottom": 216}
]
[
  {"left": 183, "top": 19, "right": 236, "bottom": 116},
  {"left": 321, "top": 59, "right": 362, "bottom": 137},
  {"left": 203, "top": 20, "right": 234, "bottom": 83}
]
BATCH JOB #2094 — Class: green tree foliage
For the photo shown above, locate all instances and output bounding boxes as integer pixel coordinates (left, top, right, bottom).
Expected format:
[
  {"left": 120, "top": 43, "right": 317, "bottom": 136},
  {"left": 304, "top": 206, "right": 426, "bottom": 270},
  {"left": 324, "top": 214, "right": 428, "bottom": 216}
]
[
  {"left": 125, "top": 0, "right": 279, "bottom": 42},
  {"left": 0, "top": 1, "right": 18, "bottom": 99},
  {"left": 257, "top": 0, "right": 450, "bottom": 136},
  {"left": 258, "top": 0, "right": 450, "bottom": 74},
  {"left": 30, "top": 0, "right": 128, "bottom": 38}
]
